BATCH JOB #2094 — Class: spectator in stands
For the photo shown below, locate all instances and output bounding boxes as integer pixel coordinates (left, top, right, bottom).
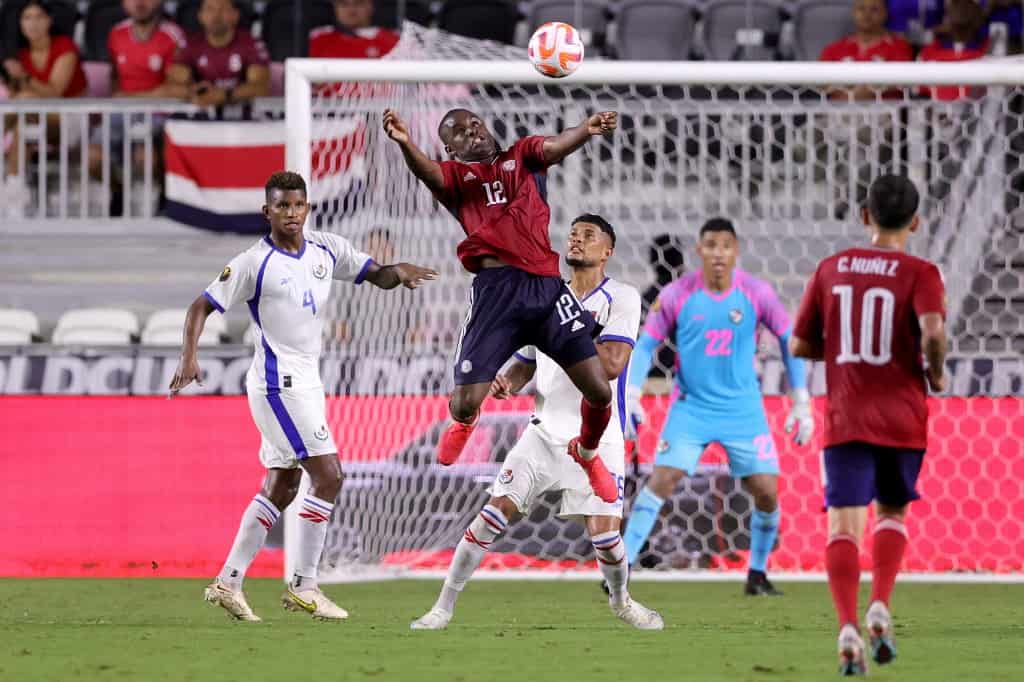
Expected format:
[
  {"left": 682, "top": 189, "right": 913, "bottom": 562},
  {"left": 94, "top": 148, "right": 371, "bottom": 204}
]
[
  {"left": 88, "top": 0, "right": 186, "bottom": 214},
  {"left": 641, "top": 234, "right": 685, "bottom": 383},
  {"left": 820, "top": 0, "right": 913, "bottom": 102},
  {"left": 167, "top": 0, "right": 270, "bottom": 120},
  {"left": 1, "top": 0, "right": 87, "bottom": 214},
  {"left": 984, "top": 0, "right": 1022, "bottom": 54},
  {"left": 309, "top": 0, "right": 400, "bottom": 59},
  {"left": 885, "top": 0, "right": 943, "bottom": 35},
  {"left": 920, "top": 0, "right": 990, "bottom": 101}
]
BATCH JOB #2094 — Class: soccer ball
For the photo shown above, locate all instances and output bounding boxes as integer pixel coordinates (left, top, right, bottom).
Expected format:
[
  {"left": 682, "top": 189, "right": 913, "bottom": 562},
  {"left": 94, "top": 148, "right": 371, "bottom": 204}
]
[{"left": 527, "top": 22, "right": 584, "bottom": 78}]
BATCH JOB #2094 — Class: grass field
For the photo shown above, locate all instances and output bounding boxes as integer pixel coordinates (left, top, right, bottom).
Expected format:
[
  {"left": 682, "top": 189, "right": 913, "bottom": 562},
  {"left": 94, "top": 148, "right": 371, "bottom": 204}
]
[{"left": 2, "top": 579, "right": 1022, "bottom": 681}]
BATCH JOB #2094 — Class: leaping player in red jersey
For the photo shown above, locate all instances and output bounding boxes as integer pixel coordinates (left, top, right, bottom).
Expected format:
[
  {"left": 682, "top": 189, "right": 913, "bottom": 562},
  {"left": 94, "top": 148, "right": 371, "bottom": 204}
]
[
  {"left": 383, "top": 107, "right": 620, "bottom": 503},
  {"left": 790, "top": 175, "right": 948, "bottom": 676}
]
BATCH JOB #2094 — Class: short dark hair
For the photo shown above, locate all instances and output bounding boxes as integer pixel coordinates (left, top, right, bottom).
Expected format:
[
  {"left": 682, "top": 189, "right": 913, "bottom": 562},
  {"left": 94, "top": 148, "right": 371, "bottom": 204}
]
[
  {"left": 868, "top": 174, "right": 919, "bottom": 230},
  {"left": 265, "top": 171, "right": 306, "bottom": 200},
  {"left": 699, "top": 217, "right": 737, "bottom": 238},
  {"left": 438, "top": 108, "right": 474, "bottom": 139},
  {"left": 572, "top": 213, "right": 616, "bottom": 248}
]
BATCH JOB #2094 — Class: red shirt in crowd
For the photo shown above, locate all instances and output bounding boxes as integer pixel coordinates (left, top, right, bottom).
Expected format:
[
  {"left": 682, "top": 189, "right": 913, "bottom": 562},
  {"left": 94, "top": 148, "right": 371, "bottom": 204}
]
[
  {"left": 108, "top": 19, "right": 185, "bottom": 94},
  {"left": 308, "top": 26, "right": 399, "bottom": 59},
  {"left": 793, "top": 247, "right": 946, "bottom": 450},
  {"left": 918, "top": 38, "right": 990, "bottom": 101},
  {"left": 174, "top": 29, "right": 269, "bottom": 90},
  {"left": 18, "top": 34, "right": 87, "bottom": 97},
  {"left": 434, "top": 136, "right": 561, "bottom": 277},
  {"left": 819, "top": 34, "right": 913, "bottom": 62}
]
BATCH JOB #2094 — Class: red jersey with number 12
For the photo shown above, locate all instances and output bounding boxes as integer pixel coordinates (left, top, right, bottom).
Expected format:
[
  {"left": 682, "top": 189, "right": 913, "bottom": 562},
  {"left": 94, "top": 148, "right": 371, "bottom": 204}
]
[
  {"left": 435, "top": 136, "right": 560, "bottom": 277},
  {"left": 793, "top": 247, "right": 945, "bottom": 449}
]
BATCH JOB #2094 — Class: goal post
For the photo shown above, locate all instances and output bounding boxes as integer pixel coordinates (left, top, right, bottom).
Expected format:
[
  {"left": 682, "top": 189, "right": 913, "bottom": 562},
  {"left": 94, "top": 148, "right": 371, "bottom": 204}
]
[{"left": 281, "top": 26, "right": 1024, "bottom": 582}]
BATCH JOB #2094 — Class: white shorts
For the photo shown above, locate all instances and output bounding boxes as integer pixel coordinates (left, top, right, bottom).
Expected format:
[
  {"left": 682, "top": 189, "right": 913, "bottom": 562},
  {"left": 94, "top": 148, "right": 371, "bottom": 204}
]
[
  {"left": 247, "top": 387, "right": 337, "bottom": 469},
  {"left": 489, "top": 423, "right": 625, "bottom": 521}
]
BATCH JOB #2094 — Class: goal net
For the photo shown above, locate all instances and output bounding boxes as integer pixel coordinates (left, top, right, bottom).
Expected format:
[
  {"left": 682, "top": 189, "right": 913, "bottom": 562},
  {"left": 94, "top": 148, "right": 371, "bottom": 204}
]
[{"left": 284, "top": 23, "right": 1024, "bottom": 581}]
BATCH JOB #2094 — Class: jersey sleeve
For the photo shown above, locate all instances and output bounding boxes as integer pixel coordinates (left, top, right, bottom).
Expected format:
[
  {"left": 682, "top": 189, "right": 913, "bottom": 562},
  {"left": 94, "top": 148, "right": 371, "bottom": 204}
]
[
  {"left": 434, "top": 160, "right": 462, "bottom": 207},
  {"left": 319, "top": 233, "right": 374, "bottom": 284},
  {"left": 173, "top": 35, "right": 196, "bottom": 66},
  {"left": 516, "top": 135, "right": 550, "bottom": 171},
  {"left": 204, "top": 252, "right": 256, "bottom": 313},
  {"left": 641, "top": 285, "right": 680, "bottom": 343},
  {"left": 513, "top": 345, "right": 537, "bottom": 364},
  {"left": 244, "top": 33, "right": 270, "bottom": 66},
  {"left": 753, "top": 278, "right": 793, "bottom": 338},
  {"left": 792, "top": 268, "right": 825, "bottom": 346},
  {"left": 913, "top": 262, "right": 946, "bottom": 318},
  {"left": 598, "top": 286, "right": 642, "bottom": 347},
  {"left": 818, "top": 40, "right": 842, "bottom": 61}
]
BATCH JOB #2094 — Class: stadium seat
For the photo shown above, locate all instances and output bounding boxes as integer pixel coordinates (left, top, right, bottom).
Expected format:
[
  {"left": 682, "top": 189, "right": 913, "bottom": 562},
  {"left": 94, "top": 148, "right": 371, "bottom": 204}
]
[
  {"left": 52, "top": 308, "right": 139, "bottom": 346},
  {"left": 700, "top": 0, "right": 785, "bottom": 60},
  {"left": 261, "top": 0, "right": 336, "bottom": 60},
  {"left": 0, "top": 309, "right": 40, "bottom": 345},
  {"left": 83, "top": 0, "right": 128, "bottom": 62},
  {"left": 613, "top": 0, "right": 697, "bottom": 60},
  {"left": 0, "top": 0, "right": 79, "bottom": 59},
  {"left": 142, "top": 308, "right": 226, "bottom": 346},
  {"left": 82, "top": 61, "right": 113, "bottom": 97},
  {"left": 438, "top": 0, "right": 519, "bottom": 44},
  {"left": 523, "top": 0, "right": 610, "bottom": 50},
  {"left": 792, "top": 0, "right": 854, "bottom": 60},
  {"left": 374, "top": 0, "right": 433, "bottom": 29},
  {"left": 175, "top": 0, "right": 255, "bottom": 36}
]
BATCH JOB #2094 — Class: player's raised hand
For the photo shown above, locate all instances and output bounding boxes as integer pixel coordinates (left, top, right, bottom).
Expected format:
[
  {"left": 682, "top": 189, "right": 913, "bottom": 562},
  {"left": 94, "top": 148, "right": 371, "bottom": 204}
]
[
  {"left": 587, "top": 111, "right": 617, "bottom": 136},
  {"left": 382, "top": 109, "right": 409, "bottom": 144},
  {"left": 784, "top": 388, "right": 814, "bottom": 446},
  {"left": 490, "top": 374, "right": 514, "bottom": 400},
  {"left": 169, "top": 354, "right": 202, "bottom": 397},
  {"left": 392, "top": 262, "right": 439, "bottom": 289}
]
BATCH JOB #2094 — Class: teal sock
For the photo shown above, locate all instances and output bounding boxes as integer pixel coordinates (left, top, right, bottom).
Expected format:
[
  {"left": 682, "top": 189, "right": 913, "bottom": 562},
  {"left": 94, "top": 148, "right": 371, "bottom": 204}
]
[
  {"left": 624, "top": 486, "right": 665, "bottom": 566},
  {"left": 749, "top": 508, "right": 780, "bottom": 573}
]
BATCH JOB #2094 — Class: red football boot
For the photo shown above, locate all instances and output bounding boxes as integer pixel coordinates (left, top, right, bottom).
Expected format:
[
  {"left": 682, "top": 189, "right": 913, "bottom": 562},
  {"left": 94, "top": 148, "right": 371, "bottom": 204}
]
[
  {"left": 567, "top": 437, "right": 618, "bottom": 503},
  {"left": 437, "top": 416, "right": 477, "bottom": 466}
]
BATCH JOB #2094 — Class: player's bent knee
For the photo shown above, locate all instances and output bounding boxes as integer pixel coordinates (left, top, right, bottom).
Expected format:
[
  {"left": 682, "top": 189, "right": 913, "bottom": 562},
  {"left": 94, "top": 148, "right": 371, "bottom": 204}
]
[
  {"left": 583, "top": 381, "right": 612, "bottom": 407},
  {"left": 449, "top": 387, "right": 485, "bottom": 423},
  {"left": 648, "top": 466, "right": 683, "bottom": 499},
  {"left": 488, "top": 495, "right": 520, "bottom": 521}
]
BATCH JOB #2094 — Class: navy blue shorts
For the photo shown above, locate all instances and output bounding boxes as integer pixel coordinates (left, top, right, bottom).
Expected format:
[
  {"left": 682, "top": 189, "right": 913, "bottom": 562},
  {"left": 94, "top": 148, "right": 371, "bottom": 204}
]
[
  {"left": 823, "top": 442, "right": 925, "bottom": 508},
  {"left": 453, "top": 267, "right": 597, "bottom": 385}
]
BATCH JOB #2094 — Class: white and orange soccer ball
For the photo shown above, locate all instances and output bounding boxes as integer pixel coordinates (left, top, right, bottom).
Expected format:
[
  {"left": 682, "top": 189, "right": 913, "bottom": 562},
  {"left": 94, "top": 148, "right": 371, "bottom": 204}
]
[{"left": 527, "top": 22, "right": 584, "bottom": 78}]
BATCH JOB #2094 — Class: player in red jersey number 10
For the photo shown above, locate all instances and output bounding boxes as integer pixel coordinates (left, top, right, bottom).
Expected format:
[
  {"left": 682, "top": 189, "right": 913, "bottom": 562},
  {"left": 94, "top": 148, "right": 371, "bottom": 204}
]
[
  {"left": 383, "top": 106, "right": 622, "bottom": 504},
  {"left": 790, "top": 175, "right": 948, "bottom": 676}
]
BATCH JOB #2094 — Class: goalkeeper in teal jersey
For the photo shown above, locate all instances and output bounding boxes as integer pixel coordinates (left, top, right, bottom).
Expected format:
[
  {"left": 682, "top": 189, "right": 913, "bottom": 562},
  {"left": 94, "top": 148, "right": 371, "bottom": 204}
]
[{"left": 623, "top": 218, "right": 813, "bottom": 595}]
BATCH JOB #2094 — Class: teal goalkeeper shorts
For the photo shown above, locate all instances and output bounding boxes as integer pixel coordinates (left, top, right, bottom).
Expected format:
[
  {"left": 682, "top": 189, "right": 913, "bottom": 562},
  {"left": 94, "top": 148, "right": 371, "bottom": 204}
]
[{"left": 654, "top": 400, "right": 780, "bottom": 479}]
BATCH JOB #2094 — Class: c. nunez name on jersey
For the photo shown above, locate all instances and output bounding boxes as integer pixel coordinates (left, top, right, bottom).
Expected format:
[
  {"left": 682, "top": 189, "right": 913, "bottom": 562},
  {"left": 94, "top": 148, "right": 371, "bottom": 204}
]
[{"left": 837, "top": 255, "right": 900, "bottom": 277}]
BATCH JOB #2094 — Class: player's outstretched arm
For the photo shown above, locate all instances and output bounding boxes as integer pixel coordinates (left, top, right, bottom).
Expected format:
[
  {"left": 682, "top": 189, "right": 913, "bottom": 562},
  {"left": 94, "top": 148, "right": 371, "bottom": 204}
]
[
  {"left": 920, "top": 312, "right": 948, "bottom": 392},
  {"left": 362, "top": 261, "right": 439, "bottom": 290},
  {"left": 382, "top": 109, "right": 445, "bottom": 193},
  {"left": 169, "top": 294, "right": 215, "bottom": 396},
  {"left": 542, "top": 111, "right": 617, "bottom": 164}
]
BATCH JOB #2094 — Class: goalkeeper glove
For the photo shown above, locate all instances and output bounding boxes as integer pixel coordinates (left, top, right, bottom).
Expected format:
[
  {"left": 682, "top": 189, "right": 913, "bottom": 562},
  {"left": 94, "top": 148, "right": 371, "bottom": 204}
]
[
  {"left": 784, "top": 387, "right": 814, "bottom": 446},
  {"left": 624, "top": 385, "right": 645, "bottom": 441}
]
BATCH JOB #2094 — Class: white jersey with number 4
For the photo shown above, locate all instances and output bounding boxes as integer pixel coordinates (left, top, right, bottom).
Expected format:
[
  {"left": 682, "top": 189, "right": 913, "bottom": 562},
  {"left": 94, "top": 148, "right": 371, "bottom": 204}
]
[
  {"left": 516, "top": 277, "right": 643, "bottom": 446},
  {"left": 204, "top": 233, "right": 373, "bottom": 393}
]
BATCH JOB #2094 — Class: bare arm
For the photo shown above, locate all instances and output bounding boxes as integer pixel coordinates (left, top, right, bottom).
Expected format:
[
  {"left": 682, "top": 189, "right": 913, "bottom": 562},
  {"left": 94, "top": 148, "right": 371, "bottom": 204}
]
[
  {"left": 542, "top": 111, "right": 617, "bottom": 164},
  {"left": 231, "top": 64, "right": 270, "bottom": 101},
  {"left": 168, "top": 295, "right": 214, "bottom": 395},
  {"left": 920, "top": 312, "right": 948, "bottom": 392},
  {"left": 491, "top": 360, "right": 537, "bottom": 399},
  {"left": 166, "top": 63, "right": 192, "bottom": 89},
  {"left": 20, "top": 52, "right": 78, "bottom": 97},
  {"left": 596, "top": 340, "right": 632, "bottom": 381},
  {"left": 789, "top": 335, "right": 824, "bottom": 361},
  {"left": 362, "top": 261, "right": 439, "bottom": 290},
  {"left": 382, "top": 109, "right": 445, "bottom": 193}
]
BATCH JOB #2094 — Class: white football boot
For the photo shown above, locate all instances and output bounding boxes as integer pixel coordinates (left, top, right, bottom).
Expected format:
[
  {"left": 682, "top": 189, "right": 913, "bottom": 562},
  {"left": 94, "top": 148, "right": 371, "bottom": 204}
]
[
  {"left": 611, "top": 597, "right": 665, "bottom": 630},
  {"left": 410, "top": 606, "right": 453, "bottom": 630},
  {"left": 865, "top": 600, "right": 897, "bottom": 665},
  {"left": 281, "top": 586, "right": 349, "bottom": 621},
  {"left": 203, "top": 580, "right": 261, "bottom": 622},
  {"left": 837, "top": 623, "right": 868, "bottom": 676}
]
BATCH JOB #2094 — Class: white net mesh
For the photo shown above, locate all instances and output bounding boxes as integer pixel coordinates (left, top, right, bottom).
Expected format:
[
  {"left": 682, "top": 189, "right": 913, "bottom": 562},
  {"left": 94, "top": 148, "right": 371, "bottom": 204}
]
[{"left": 294, "top": 23, "right": 1024, "bottom": 579}]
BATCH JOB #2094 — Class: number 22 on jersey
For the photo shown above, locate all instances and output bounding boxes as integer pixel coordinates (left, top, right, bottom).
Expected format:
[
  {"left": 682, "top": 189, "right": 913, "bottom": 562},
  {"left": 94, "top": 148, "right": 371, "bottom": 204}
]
[{"left": 832, "top": 285, "right": 894, "bottom": 365}]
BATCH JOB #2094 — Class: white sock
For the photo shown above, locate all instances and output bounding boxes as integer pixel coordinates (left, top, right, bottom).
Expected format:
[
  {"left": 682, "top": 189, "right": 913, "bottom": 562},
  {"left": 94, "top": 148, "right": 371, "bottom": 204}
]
[
  {"left": 290, "top": 495, "right": 334, "bottom": 590},
  {"left": 577, "top": 445, "right": 598, "bottom": 460},
  {"left": 435, "top": 505, "right": 508, "bottom": 613},
  {"left": 218, "top": 494, "right": 280, "bottom": 590},
  {"left": 592, "top": 531, "right": 629, "bottom": 606}
]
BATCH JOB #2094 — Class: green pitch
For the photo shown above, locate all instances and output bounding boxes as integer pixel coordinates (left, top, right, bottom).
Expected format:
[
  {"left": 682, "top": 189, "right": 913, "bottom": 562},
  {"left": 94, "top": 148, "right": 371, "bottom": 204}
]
[{"left": 2, "top": 579, "right": 1022, "bottom": 681}]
